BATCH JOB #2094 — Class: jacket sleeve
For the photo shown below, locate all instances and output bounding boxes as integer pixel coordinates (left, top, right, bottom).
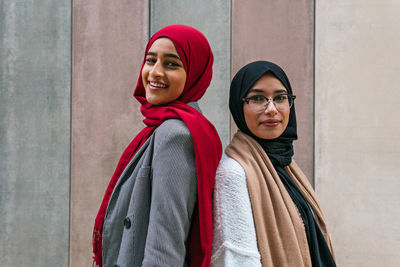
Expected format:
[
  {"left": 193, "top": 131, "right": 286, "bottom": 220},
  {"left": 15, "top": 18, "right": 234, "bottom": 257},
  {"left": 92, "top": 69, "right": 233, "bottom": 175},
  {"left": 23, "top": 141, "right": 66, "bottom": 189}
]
[
  {"left": 142, "top": 120, "right": 197, "bottom": 267},
  {"left": 211, "top": 154, "right": 262, "bottom": 267}
]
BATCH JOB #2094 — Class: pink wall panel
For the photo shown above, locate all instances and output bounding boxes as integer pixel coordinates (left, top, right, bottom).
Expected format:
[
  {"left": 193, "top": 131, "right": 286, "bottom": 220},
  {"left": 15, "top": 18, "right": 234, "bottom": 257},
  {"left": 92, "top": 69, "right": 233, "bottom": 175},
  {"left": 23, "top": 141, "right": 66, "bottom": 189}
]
[
  {"left": 232, "top": 0, "right": 314, "bottom": 181},
  {"left": 71, "top": 1, "right": 149, "bottom": 266}
]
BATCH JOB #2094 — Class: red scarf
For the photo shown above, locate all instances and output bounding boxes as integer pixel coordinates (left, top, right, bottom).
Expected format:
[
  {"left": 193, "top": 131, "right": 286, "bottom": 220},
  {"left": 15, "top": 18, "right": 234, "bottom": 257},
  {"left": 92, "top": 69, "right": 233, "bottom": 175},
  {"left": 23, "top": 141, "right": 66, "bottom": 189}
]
[{"left": 93, "top": 25, "right": 222, "bottom": 267}]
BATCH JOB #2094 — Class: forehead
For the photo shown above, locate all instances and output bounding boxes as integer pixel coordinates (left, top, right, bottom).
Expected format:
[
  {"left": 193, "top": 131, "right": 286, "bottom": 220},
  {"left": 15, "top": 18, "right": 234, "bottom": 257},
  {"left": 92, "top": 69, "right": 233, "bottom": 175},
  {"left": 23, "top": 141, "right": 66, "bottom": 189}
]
[
  {"left": 248, "top": 73, "right": 287, "bottom": 94},
  {"left": 148, "top": 37, "right": 178, "bottom": 54}
]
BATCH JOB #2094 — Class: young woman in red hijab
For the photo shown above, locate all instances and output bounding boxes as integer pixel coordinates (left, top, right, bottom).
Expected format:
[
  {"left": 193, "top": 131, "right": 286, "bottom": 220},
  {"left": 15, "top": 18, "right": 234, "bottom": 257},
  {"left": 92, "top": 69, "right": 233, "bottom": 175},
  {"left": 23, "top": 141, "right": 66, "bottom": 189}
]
[{"left": 93, "top": 25, "right": 222, "bottom": 267}]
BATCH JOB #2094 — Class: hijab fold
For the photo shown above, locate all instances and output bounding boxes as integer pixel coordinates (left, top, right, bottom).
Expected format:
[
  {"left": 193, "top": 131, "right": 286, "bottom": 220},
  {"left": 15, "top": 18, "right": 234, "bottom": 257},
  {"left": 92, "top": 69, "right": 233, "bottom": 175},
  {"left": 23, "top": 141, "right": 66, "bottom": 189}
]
[
  {"left": 228, "top": 61, "right": 336, "bottom": 266},
  {"left": 93, "top": 25, "right": 222, "bottom": 267}
]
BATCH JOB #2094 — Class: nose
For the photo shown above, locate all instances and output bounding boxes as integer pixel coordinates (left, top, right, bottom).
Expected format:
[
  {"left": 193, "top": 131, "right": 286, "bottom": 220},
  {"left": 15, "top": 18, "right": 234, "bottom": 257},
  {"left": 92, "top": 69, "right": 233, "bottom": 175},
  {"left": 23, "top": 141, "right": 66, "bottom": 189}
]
[
  {"left": 264, "top": 99, "right": 278, "bottom": 114},
  {"left": 149, "top": 61, "right": 164, "bottom": 78}
]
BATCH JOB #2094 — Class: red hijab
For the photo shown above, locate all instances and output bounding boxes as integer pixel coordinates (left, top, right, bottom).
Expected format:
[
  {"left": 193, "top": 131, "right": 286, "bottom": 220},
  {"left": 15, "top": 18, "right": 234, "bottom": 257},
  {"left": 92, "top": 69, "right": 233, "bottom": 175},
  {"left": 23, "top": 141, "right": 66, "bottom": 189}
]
[{"left": 93, "top": 25, "right": 222, "bottom": 267}]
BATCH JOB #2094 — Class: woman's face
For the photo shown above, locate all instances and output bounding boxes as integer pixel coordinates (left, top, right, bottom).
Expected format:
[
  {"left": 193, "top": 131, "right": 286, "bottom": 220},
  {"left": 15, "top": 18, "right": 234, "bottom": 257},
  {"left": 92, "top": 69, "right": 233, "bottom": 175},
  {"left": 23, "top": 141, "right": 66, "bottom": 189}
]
[
  {"left": 142, "top": 38, "right": 187, "bottom": 105},
  {"left": 243, "top": 73, "right": 290, "bottom": 140}
]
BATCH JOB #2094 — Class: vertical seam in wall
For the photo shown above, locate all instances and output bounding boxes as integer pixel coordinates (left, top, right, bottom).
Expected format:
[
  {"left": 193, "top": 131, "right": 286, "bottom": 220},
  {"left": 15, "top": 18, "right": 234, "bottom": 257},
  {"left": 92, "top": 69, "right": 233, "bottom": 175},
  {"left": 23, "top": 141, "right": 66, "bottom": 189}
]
[
  {"left": 312, "top": 0, "right": 316, "bottom": 188},
  {"left": 229, "top": 0, "right": 232, "bottom": 141},
  {"left": 148, "top": 0, "right": 151, "bottom": 38},
  {"left": 68, "top": 0, "right": 73, "bottom": 265}
]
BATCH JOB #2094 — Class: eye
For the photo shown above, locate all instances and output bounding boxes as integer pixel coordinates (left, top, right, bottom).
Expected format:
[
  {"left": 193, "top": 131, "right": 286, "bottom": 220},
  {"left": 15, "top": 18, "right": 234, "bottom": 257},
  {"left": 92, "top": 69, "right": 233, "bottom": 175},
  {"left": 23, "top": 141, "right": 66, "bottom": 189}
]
[
  {"left": 145, "top": 57, "right": 156, "bottom": 64},
  {"left": 165, "top": 61, "right": 181, "bottom": 68},
  {"left": 249, "top": 95, "right": 266, "bottom": 104},
  {"left": 274, "top": 94, "right": 288, "bottom": 103}
]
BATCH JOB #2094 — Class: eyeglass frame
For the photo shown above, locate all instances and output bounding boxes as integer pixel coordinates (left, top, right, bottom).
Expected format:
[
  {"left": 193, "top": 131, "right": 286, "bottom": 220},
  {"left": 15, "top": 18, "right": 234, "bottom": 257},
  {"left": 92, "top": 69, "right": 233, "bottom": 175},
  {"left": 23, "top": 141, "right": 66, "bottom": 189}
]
[{"left": 242, "top": 93, "right": 296, "bottom": 113}]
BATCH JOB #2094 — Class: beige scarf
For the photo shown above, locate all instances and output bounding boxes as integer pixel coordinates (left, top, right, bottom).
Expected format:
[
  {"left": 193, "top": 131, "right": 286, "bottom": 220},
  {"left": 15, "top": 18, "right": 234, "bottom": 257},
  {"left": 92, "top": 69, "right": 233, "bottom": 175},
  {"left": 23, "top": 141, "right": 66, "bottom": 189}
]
[{"left": 225, "top": 131, "right": 335, "bottom": 267}]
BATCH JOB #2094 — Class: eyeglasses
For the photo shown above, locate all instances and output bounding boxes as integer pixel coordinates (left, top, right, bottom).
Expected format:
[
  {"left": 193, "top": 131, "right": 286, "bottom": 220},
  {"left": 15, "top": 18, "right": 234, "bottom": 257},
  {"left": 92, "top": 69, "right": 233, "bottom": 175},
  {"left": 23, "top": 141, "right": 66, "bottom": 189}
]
[{"left": 242, "top": 93, "right": 296, "bottom": 113}]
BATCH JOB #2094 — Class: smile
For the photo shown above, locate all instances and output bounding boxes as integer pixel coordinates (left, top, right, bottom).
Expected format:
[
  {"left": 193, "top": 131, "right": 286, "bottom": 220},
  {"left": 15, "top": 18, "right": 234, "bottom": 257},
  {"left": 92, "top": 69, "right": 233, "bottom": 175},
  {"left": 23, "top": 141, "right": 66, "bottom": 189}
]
[{"left": 149, "top": 81, "right": 168, "bottom": 89}]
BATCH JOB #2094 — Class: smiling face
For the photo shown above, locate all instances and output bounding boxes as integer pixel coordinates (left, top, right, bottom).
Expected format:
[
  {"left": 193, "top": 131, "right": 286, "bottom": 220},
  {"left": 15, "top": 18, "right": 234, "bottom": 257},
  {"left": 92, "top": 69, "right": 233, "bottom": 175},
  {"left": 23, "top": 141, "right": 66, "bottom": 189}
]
[
  {"left": 243, "top": 73, "right": 290, "bottom": 140},
  {"left": 141, "top": 38, "right": 187, "bottom": 105}
]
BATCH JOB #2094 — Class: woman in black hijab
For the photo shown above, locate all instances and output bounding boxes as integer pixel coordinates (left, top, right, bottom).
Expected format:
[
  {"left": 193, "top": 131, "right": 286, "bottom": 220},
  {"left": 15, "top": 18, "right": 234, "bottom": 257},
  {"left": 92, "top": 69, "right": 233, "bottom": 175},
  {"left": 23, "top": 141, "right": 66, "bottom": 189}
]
[{"left": 211, "top": 61, "right": 336, "bottom": 267}]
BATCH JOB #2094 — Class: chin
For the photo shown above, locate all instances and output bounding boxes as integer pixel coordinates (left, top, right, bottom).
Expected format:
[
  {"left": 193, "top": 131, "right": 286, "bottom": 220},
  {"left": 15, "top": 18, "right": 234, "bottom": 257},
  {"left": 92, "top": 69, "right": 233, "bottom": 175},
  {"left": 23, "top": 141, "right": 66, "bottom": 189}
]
[
  {"left": 255, "top": 130, "right": 284, "bottom": 140},
  {"left": 146, "top": 96, "right": 160, "bottom": 105},
  {"left": 261, "top": 135, "right": 281, "bottom": 140}
]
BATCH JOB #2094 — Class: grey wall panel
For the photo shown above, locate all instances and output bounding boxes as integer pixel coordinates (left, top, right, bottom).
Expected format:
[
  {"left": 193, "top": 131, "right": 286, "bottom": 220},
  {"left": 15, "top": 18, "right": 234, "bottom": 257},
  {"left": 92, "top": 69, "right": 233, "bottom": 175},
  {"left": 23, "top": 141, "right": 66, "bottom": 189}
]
[
  {"left": 150, "top": 0, "right": 231, "bottom": 147},
  {"left": 0, "top": 1, "right": 71, "bottom": 266}
]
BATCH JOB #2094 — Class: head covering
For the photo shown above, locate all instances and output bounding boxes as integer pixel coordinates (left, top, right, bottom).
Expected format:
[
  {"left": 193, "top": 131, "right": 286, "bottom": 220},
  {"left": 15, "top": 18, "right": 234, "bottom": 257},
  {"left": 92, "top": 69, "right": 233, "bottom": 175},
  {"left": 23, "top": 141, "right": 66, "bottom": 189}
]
[
  {"left": 230, "top": 61, "right": 297, "bottom": 141},
  {"left": 93, "top": 25, "right": 222, "bottom": 267},
  {"left": 228, "top": 61, "right": 336, "bottom": 266},
  {"left": 229, "top": 61, "right": 297, "bottom": 167}
]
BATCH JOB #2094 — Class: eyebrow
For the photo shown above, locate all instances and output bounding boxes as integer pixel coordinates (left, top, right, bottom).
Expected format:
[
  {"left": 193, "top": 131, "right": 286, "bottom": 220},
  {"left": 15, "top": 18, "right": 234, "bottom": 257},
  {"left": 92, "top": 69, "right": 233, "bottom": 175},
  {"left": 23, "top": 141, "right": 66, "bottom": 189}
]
[
  {"left": 247, "top": 88, "right": 287, "bottom": 94},
  {"left": 146, "top": 51, "right": 182, "bottom": 61}
]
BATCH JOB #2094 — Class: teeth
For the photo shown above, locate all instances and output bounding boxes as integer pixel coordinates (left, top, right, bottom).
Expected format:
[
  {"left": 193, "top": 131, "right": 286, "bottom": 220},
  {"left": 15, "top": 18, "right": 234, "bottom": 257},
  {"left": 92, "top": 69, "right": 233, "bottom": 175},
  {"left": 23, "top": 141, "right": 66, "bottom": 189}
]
[{"left": 149, "top": 82, "right": 167, "bottom": 88}]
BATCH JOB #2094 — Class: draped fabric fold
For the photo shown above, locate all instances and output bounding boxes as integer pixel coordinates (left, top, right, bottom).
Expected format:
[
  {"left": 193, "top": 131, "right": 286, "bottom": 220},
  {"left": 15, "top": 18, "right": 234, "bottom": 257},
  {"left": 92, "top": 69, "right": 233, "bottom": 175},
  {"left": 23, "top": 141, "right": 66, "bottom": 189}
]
[{"left": 226, "top": 131, "right": 335, "bottom": 267}]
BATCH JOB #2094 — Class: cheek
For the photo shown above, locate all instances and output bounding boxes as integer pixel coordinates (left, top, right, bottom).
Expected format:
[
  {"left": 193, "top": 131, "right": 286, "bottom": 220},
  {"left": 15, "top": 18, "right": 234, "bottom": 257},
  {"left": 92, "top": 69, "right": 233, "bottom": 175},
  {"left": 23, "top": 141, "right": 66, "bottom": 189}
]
[
  {"left": 177, "top": 72, "right": 187, "bottom": 86},
  {"left": 243, "top": 106, "right": 257, "bottom": 130},
  {"left": 281, "top": 110, "right": 290, "bottom": 130},
  {"left": 172, "top": 72, "right": 187, "bottom": 97},
  {"left": 141, "top": 69, "right": 148, "bottom": 85}
]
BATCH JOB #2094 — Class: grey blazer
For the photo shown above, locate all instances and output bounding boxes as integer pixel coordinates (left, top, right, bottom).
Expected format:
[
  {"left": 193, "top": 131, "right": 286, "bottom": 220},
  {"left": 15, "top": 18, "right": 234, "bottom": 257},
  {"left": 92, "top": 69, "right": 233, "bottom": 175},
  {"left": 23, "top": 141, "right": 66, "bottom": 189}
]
[{"left": 102, "top": 103, "right": 200, "bottom": 267}]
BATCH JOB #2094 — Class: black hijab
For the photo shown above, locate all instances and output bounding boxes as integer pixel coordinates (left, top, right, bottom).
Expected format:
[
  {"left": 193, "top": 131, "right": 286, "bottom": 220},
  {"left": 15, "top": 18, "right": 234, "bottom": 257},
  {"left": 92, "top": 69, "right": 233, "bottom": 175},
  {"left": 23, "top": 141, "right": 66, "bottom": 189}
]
[
  {"left": 230, "top": 61, "right": 336, "bottom": 267},
  {"left": 229, "top": 61, "right": 296, "bottom": 167}
]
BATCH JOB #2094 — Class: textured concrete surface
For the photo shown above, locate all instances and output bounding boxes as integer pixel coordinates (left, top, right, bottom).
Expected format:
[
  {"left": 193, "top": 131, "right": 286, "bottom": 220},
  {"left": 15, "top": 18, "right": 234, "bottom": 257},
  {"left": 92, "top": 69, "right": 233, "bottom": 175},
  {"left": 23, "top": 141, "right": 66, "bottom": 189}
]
[
  {"left": 70, "top": 1, "right": 149, "bottom": 266},
  {"left": 232, "top": 0, "right": 315, "bottom": 181},
  {"left": 0, "top": 1, "right": 71, "bottom": 266},
  {"left": 151, "top": 0, "right": 231, "bottom": 147},
  {"left": 315, "top": 1, "right": 400, "bottom": 266}
]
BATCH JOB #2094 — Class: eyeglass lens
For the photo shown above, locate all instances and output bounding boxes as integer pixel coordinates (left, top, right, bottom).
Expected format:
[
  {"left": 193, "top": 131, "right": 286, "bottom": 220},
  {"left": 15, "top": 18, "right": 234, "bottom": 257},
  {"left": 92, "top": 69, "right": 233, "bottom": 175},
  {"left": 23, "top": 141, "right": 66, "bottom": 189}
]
[{"left": 249, "top": 95, "right": 292, "bottom": 113}]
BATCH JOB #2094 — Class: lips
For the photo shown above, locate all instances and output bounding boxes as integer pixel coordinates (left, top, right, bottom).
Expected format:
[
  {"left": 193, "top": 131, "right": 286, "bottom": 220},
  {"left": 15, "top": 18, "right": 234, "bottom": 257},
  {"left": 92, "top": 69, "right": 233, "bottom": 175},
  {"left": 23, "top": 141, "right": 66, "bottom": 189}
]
[
  {"left": 148, "top": 81, "right": 168, "bottom": 90},
  {"left": 260, "top": 119, "right": 281, "bottom": 127}
]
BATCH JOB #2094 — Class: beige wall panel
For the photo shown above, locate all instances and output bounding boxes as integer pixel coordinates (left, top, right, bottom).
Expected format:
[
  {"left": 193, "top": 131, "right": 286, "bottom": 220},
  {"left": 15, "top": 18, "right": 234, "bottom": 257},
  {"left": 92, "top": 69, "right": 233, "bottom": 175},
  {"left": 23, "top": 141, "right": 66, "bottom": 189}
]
[
  {"left": 71, "top": 1, "right": 148, "bottom": 266},
  {"left": 232, "top": 0, "right": 314, "bottom": 180},
  {"left": 315, "top": 1, "right": 400, "bottom": 266}
]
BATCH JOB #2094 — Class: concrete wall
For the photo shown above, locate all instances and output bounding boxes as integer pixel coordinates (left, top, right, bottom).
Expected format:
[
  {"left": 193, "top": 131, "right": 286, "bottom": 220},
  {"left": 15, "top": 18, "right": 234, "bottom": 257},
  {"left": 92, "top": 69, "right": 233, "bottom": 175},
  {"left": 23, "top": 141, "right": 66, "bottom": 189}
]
[
  {"left": 315, "top": 1, "right": 400, "bottom": 266},
  {"left": 2, "top": 1, "right": 400, "bottom": 266},
  {"left": 0, "top": 1, "right": 71, "bottom": 266},
  {"left": 70, "top": 1, "right": 149, "bottom": 266}
]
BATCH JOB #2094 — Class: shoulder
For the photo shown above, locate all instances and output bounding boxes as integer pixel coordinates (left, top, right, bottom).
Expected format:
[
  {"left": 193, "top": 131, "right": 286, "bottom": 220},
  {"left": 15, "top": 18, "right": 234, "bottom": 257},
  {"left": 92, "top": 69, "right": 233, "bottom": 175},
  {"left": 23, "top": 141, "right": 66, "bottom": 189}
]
[
  {"left": 151, "top": 119, "right": 195, "bottom": 163},
  {"left": 155, "top": 118, "right": 190, "bottom": 137},
  {"left": 215, "top": 153, "right": 246, "bottom": 191},
  {"left": 153, "top": 119, "right": 192, "bottom": 146},
  {"left": 216, "top": 153, "right": 245, "bottom": 180},
  {"left": 155, "top": 119, "right": 190, "bottom": 134}
]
